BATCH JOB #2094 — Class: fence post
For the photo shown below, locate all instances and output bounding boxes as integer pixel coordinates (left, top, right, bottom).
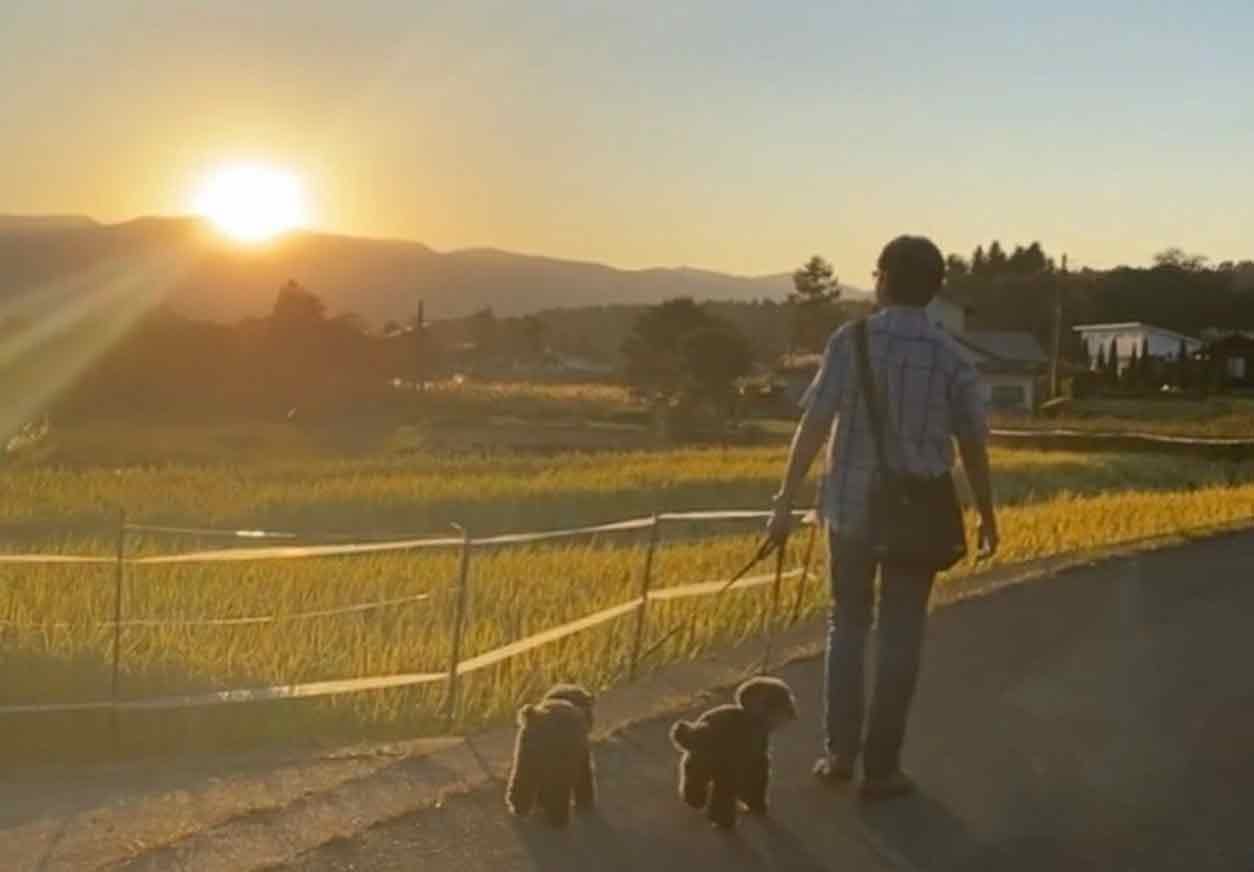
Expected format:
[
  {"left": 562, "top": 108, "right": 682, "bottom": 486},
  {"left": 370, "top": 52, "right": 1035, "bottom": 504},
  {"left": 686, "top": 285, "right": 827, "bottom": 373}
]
[
  {"left": 110, "top": 508, "right": 127, "bottom": 752},
  {"left": 788, "top": 521, "right": 819, "bottom": 626},
  {"left": 760, "top": 542, "right": 787, "bottom": 673},
  {"left": 627, "top": 515, "right": 660, "bottom": 679},
  {"left": 443, "top": 525, "right": 473, "bottom": 729}
]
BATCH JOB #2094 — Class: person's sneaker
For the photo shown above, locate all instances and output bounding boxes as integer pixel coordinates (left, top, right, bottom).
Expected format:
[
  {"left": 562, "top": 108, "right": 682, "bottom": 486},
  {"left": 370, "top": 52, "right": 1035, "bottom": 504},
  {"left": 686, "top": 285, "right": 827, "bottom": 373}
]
[
  {"left": 858, "top": 770, "right": 916, "bottom": 801},
  {"left": 812, "top": 753, "right": 856, "bottom": 783}
]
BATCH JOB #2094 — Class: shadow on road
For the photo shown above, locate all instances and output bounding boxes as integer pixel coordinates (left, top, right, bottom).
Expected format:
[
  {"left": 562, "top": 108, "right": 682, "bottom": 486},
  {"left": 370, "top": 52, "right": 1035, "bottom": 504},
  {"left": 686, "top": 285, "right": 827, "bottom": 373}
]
[{"left": 855, "top": 789, "right": 982, "bottom": 870}]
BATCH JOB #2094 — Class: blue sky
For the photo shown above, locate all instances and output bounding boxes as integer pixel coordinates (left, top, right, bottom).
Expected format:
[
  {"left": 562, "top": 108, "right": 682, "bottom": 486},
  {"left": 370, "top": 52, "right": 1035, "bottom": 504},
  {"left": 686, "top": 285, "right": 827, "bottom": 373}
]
[{"left": 2, "top": 0, "right": 1250, "bottom": 277}]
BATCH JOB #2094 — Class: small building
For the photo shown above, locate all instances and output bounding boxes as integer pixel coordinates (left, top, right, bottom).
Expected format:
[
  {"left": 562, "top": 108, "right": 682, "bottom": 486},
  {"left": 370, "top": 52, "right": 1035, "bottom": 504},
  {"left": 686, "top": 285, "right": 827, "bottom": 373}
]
[
  {"left": 770, "top": 295, "right": 1046, "bottom": 414},
  {"left": 930, "top": 296, "right": 1046, "bottom": 412},
  {"left": 925, "top": 296, "right": 971, "bottom": 335},
  {"left": 1073, "top": 322, "right": 1202, "bottom": 372},
  {"left": 1202, "top": 332, "right": 1254, "bottom": 387},
  {"left": 954, "top": 331, "right": 1048, "bottom": 412}
]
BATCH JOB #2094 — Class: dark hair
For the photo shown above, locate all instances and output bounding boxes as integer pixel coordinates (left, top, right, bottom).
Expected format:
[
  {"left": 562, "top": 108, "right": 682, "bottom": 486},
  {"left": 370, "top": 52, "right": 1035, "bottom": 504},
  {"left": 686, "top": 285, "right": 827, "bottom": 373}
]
[{"left": 877, "top": 235, "right": 945, "bottom": 306}]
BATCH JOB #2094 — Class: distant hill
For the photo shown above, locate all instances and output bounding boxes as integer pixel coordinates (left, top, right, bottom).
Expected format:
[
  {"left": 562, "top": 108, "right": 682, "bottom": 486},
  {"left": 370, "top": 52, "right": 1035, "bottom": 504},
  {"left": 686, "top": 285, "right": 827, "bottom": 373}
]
[
  {"left": 0, "top": 214, "right": 99, "bottom": 232},
  {"left": 0, "top": 215, "right": 868, "bottom": 324}
]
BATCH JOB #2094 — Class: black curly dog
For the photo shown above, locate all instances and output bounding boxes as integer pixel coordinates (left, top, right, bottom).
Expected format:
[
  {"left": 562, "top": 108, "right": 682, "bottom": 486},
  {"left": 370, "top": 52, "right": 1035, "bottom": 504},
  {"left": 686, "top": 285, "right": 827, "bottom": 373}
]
[
  {"left": 670, "top": 676, "right": 798, "bottom": 829},
  {"left": 505, "top": 683, "right": 596, "bottom": 827}
]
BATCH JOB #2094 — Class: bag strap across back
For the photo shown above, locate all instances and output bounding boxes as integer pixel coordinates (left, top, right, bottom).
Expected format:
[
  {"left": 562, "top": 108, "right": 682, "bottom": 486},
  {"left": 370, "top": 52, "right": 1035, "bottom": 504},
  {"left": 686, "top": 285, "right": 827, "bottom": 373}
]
[{"left": 854, "top": 319, "right": 892, "bottom": 476}]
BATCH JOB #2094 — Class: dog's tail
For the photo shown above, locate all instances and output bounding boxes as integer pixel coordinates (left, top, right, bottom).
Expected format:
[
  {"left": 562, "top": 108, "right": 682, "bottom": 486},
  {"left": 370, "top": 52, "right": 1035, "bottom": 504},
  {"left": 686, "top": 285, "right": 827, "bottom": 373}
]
[{"left": 669, "top": 720, "right": 702, "bottom": 751}]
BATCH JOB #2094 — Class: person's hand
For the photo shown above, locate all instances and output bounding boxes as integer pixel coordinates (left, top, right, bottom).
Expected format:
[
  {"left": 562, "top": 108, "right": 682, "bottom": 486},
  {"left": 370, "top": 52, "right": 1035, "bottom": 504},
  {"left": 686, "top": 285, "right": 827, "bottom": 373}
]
[
  {"left": 976, "top": 516, "right": 999, "bottom": 560},
  {"left": 766, "top": 497, "right": 793, "bottom": 548}
]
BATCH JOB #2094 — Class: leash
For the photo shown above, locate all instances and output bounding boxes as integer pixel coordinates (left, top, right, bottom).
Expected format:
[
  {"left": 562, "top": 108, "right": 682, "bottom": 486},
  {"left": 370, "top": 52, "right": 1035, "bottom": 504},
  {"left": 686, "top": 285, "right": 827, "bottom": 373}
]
[
  {"left": 626, "top": 534, "right": 786, "bottom": 674},
  {"left": 714, "top": 536, "right": 782, "bottom": 595}
]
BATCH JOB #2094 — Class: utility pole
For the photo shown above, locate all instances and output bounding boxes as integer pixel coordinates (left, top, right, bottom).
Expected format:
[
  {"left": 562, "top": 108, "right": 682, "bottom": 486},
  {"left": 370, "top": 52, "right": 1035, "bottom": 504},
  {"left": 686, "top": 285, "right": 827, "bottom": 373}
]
[
  {"left": 1050, "top": 254, "right": 1067, "bottom": 398},
  {"left": 415, "top": 299, "right": 426, "bottom": 394}
]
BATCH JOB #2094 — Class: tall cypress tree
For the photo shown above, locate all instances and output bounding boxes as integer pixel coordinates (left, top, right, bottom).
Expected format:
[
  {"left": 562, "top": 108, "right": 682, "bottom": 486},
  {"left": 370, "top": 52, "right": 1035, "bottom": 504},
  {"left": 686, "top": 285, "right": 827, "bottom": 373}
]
[{"left": 1107, "top": 341, "right": 1121, "bottom": 385}]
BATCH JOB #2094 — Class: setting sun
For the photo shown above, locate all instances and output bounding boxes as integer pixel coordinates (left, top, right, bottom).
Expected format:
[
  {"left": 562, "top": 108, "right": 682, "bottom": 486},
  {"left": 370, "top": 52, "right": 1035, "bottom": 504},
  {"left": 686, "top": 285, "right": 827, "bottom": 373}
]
[{"left": 191, "top": 163, "right": 310, "bottom": 243}]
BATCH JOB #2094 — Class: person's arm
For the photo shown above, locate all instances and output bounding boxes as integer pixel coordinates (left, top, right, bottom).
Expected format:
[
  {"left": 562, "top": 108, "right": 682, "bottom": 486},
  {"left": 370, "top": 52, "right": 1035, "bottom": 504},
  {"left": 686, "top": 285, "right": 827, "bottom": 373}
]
[
  {"left": 951, "top": 364, "right": 999, "bottom": 556},
  {"left": 772, "top": 408, "right": 828, "bottom": 508},
  {"left": 767, "top": 330, "right": 845, "bottom": 544},
  {"left": 957, "top": 433, "right": 998, "bottom": 556}
]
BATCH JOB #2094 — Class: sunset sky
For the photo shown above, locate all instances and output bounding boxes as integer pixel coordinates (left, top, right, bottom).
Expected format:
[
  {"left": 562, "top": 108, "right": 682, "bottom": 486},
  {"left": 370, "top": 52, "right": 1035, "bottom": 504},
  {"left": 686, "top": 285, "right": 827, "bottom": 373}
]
[{"left": 2, "top": 1, "right": 1251, "bottom": 277}]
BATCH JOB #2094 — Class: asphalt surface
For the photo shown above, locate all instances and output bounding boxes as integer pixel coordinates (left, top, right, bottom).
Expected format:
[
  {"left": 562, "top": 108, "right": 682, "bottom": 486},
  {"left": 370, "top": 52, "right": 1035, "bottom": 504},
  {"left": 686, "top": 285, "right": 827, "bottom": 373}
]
[{"left": 286, "top": 533, "right": 1254, "bottom": 871}]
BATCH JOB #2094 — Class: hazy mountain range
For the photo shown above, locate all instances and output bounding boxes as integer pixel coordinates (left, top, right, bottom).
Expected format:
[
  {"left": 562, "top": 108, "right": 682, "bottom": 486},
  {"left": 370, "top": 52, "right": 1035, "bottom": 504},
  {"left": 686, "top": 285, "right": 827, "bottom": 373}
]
[{"left": 0, "top": 215, "right": 868, "bottom": 325}]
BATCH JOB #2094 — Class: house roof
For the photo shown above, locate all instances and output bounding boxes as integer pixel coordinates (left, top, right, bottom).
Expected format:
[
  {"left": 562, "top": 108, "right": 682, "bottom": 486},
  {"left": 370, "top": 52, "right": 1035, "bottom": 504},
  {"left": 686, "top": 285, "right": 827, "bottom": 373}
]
[
  {"left": 1205, "top": 333, "right": 1254, "bottom": 351},
  {"left": 955, "top": 331, "right": 1048, "bottom": 373},
  {"left": 1071, "top": 322, "right": 1201, "bottom": 343},
  {"left": 961, "top": 331, "right": 1048, "bottom": 364},
  {"left": 1201, "top": 327, "right": 1254, "bottom": 342}
]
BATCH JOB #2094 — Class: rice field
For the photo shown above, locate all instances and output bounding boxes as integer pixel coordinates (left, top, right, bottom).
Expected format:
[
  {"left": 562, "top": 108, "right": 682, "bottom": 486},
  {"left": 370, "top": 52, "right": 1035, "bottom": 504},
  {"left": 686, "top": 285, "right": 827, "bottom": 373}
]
[
  {"left": 2, "top": 443, "right": 1253, "bottom": 766},
  {"left": 991, "top": 395, "right": 1254, "bottom": 438}
]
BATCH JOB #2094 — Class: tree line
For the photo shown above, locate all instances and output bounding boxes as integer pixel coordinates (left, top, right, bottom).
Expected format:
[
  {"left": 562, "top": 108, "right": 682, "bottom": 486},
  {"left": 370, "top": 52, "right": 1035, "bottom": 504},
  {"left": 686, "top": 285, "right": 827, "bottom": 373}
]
[
  {"left": 944, "top": 241, "right": 1254, "bottom": 350},
  {"left": 14, "top": 240, "right": 1254, "bottom": 428}
]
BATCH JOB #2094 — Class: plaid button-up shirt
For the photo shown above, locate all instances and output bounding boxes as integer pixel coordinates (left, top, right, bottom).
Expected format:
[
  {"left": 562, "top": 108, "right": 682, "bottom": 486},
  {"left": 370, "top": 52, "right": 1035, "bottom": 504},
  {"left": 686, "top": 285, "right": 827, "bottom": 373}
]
[{"left": 799, "top": 306, "right": 987, "bottom": 537}]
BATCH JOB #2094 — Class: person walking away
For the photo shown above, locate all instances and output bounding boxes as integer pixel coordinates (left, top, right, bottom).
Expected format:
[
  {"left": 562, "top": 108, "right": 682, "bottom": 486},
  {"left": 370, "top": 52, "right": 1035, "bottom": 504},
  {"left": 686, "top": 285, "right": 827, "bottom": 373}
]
[{"left": 766, "top": 235, "right": 999, "bottom": 800}]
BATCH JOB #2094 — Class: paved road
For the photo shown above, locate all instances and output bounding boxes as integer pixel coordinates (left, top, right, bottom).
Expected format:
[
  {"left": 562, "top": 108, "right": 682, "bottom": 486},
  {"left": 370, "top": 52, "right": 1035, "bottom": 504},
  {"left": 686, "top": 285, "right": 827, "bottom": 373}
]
[{"left": 287, "top": 533, "right": 1254, "bottom": 871}]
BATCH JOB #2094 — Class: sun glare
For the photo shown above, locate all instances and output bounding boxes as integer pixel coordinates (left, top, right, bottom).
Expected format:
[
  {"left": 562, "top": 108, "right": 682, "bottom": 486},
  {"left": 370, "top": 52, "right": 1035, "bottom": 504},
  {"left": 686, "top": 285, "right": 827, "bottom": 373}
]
[{"left": 191, "top": 163, "right": 310, "bottom": 244}]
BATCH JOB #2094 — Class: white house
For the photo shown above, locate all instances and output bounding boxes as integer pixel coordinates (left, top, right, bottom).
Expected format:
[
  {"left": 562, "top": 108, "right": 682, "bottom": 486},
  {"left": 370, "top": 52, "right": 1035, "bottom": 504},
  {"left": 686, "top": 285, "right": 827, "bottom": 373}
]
[{"left": 1073, "top": 322, "right": 1202, "bottom": 372}]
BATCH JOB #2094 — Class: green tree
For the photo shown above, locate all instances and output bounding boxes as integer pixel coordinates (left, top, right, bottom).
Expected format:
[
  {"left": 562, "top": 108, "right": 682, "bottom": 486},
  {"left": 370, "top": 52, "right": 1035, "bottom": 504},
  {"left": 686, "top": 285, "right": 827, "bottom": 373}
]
[
  {"left": 500, "top": 315, "right": 548, "bottom": 364},
  {"left": 1153, "top": 247, "right": 1209, "bottom": 271},
  {"left": 791, "top": 255, "right": 839, "bottom": 302},
  {"left": 987, "top": 241, "right": 1008, "bottom": 274},
  {"left": 680, "top": 326, "right": 753, "bottom": 410},
  {"left": 622, "top": 298, "right": 754, "bottom": 421},
  {"left": 270, "top": 279, "right": 326, "bottom": 329},
  {"left": 945, "top": 254, "right": 969, "bottom": 280},
  {"left": 788, "top": 255, "right": 842, "bottom": 353},
  {"left": 621, "top": 297, "right": 717, "bottom": 396},
  {"left": 971, "top": 245, "right": 987, "bottom": 276},
  {"left": 1007, "top": 241, "right": 1049, "bottom": 275},
  {"left": 468, "top": 307, "right": 498, "bottom": 357},
  {"left": 263, "top": 281, "right": 353, "bottom": 415}
]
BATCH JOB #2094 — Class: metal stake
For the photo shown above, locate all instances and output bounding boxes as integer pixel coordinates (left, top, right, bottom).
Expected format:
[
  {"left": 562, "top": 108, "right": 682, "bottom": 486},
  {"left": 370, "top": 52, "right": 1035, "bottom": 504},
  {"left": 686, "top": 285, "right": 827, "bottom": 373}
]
[{"left": 627, "top": 515, "right": 660, "bottom": 679}]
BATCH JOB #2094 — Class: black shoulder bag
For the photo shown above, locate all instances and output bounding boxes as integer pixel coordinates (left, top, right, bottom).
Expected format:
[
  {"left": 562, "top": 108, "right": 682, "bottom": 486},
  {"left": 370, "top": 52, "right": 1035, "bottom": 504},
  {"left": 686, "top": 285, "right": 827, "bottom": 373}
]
[{"left": 854, "top": 319, "right": 967, "bottom": 572}]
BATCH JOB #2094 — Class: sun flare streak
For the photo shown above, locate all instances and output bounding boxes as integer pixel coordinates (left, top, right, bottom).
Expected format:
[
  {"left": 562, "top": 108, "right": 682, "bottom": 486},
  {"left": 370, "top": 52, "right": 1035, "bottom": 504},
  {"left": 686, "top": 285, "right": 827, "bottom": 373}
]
[{"left": 0, "top": 251, "right": 194, "bottom": 443}]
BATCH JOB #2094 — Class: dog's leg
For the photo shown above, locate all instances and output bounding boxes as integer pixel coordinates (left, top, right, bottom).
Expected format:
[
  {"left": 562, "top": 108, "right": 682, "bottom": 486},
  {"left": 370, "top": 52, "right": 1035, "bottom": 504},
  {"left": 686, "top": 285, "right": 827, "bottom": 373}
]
[
  {"left": 707, "top": 773, "right": 737, "bottom": 829},
  {"left": 679, "top": 753, "right": 711, "bottom": 809},
  {"left": 506, "top": 733, "right": 538, "bottom": 816},
  {"left": 739, "top": 751, "right": 769, "bottom": 815},
  {"left": 540, "top": 781, "right": 571, "bottom": 828}
]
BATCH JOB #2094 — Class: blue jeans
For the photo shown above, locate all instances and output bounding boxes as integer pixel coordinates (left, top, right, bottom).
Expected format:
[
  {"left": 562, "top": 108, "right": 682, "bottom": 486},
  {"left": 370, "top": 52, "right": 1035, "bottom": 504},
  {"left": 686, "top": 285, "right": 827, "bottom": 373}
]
[{"left": 824, "top": 532, "right": 936, "bottom": 778}]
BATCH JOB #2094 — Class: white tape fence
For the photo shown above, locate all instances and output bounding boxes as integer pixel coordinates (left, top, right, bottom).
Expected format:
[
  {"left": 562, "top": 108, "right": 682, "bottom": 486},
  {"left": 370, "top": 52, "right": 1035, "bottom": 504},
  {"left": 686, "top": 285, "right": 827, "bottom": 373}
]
[{"left": 0, "top": 509, "right": 819, "bottom": 722}]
